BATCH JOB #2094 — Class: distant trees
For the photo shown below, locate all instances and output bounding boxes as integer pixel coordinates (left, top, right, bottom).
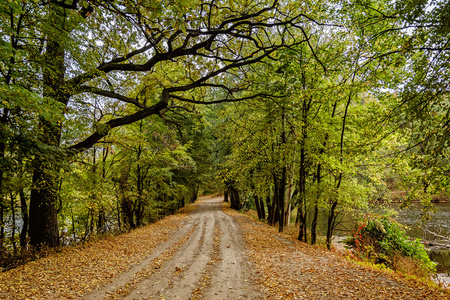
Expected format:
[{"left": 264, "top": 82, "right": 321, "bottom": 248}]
[
  {"left": 216, "top": 0, "right": 450, "bottom": 249},
  {"left": 216, "top": 37, "right": 382, "bottom": 248}
]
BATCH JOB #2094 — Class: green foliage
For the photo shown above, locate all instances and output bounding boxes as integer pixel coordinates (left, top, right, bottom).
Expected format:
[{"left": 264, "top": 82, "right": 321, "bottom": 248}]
[{"left": 347, "top": 213, "right": 436, "bottom": 276}]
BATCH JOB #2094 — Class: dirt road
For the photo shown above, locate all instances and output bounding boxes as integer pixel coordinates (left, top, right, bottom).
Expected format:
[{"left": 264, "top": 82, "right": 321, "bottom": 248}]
[
  {"left": 2, "top": 196, "right": 448, "bottom": 299},
  {"left": 83, "top": 197, "right": 262, "bottom": 299}
]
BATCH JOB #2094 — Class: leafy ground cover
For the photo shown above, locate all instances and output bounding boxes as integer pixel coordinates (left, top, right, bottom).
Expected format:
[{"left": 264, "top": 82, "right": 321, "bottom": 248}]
[
  {"left": 223, "top": 205, "right": 450, "bottom": 300},
  {"left": 0, "top": 208, "right": 192, "bottom": 299},
  {"left": 0, "top": 198, "right": 449, "bottom": 300}
]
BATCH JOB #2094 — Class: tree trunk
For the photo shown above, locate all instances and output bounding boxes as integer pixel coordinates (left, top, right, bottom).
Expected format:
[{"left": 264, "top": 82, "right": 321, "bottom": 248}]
[
  {"left": 10, "top": 193, "right": 16, "bottom": 254},
  {"left": 254, "top": 195, "right": 263, "bottom": 220},
  {"left": 226, "top": 181, "right": 241, "bottom": 210},
  {"left": 260, "top": 197, "right": 266, "bottom": 220},
  {"left": 297, "top": 206, "right": 308, "bottom": 243},
  {"left": 29, "top": 5, "right": 69, "bottom": 248},
  {"left": 311, "top": 141, "right": 323, "bottom": 245},
  {"left": 224, "top": 190, "right": 229, "bottom": 202},
  {"left": 311, "top": 203, "right": 319, "bottom": 245},
  {"left": 19, "top": 189, "right": 28, "bottom": 248},
  {"left": 297, "top": 147, "right": 309, "bottom": 243},
  {"left": 119, "top": 165, "right": 135, "bottom": 229},
  {"left": 29, "top": 164, "right": 61, "bottom": 247},
  {"left": 278, "top": 167, "right": 286, "bottom": 233},
  {"left": 190, "top": 184, "right": 199, "bottom": 203},
  {"left": 268, "top": 189, "right": 277, "bottom": 226},
  {"left": 0, "top": 201, "right": 3, "bottom": 249},
  {"left": 326, "top": 201, "right": 338, "bottom": 250},
  {"left": 97, "top": 207, "right": 106, "bottom": 235},
  {"left": 285, "top": 202, "right": 292, "bottom": 228},
  {"left": 0, "top": 108, "right": 8, "bottom": 250},
  {"left": 230, "top": 187, "right": 241, "bottom": 210}
]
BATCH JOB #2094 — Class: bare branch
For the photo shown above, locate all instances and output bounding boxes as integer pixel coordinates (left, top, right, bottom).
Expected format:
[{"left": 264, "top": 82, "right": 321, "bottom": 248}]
[{"left": 79, "top": 86, "right": 148, "bottom": 109}]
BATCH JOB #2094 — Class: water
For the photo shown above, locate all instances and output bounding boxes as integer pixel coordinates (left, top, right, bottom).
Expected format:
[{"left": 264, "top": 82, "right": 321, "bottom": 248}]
[
  {"left": 325, "top": 203, "right": 450, "bottom": 283},
  {"left": 395, "top": 203, "right": 450, "bottom": 245},
  {"left": 394, "top": 203, "right": 450, "bottom": 274}
]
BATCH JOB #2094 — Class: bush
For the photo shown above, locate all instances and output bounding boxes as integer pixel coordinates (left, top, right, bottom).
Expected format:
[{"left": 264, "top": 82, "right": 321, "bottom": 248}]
[{"left": 346, "top": 213, "right": 436, "bottom": 277}]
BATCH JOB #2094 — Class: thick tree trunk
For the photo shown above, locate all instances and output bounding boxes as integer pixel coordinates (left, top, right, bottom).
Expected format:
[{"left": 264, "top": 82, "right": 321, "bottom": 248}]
[
  {"left": 119, "top": 165, "right": 136, "bottom": 229},
  {"left": 260, "top": 197, "right": 266, "bottom": 220},
  {"left": 229, "top": 188, "right": 234, "bottom": 207},
  {"left": 230, "top": 187, "right": 241, "bottom": 210},
  {"left": 297, "top": 206, "right": 308, "bottom": 243},
  {"left": 224, "top": 190, "right": 229, "bottom": 202},
  {"left": 29, "top": 5, "right": 68, "bottom": 248},
  {"left": 29, "top": 164, "right": 61, "bottom": 247},
  {"left": 268, "top": 190, "right": 277, "bottom": 226},
  {"left": 97, "top": 207, "right": 106, "bottom": 235},
  {"left": 190, "top": 185, "right": 199, "bottom": 203},
  {"left": 254, "top": 195, "right": 263, "bottom": 220},
  {"left": 226, "top": 181, "right": 241, "bottom": 210}
]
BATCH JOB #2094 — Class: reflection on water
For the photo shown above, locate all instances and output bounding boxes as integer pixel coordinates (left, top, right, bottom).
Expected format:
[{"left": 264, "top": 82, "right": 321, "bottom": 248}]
[
  {"left": 395, "top": 203, "right": 450, "bottom": 274},
  {"left": 395, "top": 203, "right": 450, "bottom": 242}
]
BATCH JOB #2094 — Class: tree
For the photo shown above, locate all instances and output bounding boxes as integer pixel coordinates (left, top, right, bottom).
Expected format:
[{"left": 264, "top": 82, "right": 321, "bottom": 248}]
[
  {"left": 1, "top": 0, "right": 319, "bottom": 247},
  {"left": 341, "top": 0, "right": 450, "bottom": 206}
]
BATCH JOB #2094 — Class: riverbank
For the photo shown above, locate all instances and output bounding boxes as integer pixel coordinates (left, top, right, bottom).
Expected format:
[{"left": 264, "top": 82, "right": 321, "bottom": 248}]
[
  {"left": 1, "top": 198, "right": 448, "bottom": 299},
  {"left": 386, "top": 190, "right": 450, "bottom": 203},
  {"left": 332, "top": 236, "right": 450, "bottom": 289},
  {"left": 227, "top": 204, "right": 450, "bottom": 299}
]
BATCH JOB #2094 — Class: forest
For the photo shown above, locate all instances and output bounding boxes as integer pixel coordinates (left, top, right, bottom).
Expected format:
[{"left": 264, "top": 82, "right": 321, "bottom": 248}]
[{"left": 1, "top": 0, "right": 449, "bottom": 276}]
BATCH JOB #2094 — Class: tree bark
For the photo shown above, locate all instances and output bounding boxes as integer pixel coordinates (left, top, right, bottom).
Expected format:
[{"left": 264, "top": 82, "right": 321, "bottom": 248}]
[
  {"left": 326, "top": 201, "right": 338, "bottom": 250},
  {"left": 119, "top": 164, "right": 135, "bottom": 229},
  {"left": 260, "top": 197, "right": 266, "bottom": 220},
  {"left": 297, "top": 144, "right": 308, "bottom": 243},
  {"left": 10, "top": 193, "right": 16, "bottom": 254},
  {"left": 29, "top": 161, "right": 61, "bottom": 247},
  {"left": 278, "top": 167, "right": 286, "bottom": 232},
  {"left": 230, "top": 187, "right": 241, "bottom": 210},
  {"left": 29, "top": 5, "right": 68, "bottom": 248},
  {"left": 0, "top": 108, "right": 8, "bottom": 250},
  {"left": 254, "top": 195, "right": 263, "bottom": 220},
  {"left": 0, "top": 201, "right": 3, "bottom": 249},
  {"left": 311, "top": 161, "right": 322, "bottom": 245},
  {"left": 268, "top": 186, "right": 277, "bottom": 226},
  {"left": 311, "top": 203, "right": 319, "bottom": 245},
  {"left": 19, "top": 189, "right": 28, "bottom": 248}
]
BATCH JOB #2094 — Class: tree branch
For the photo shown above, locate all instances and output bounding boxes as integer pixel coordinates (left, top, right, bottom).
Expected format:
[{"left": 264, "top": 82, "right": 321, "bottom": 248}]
[
  {"left": 79, "top": 86, "right": 147, "bottom": 109},
  {"left": 69, "top": 92, "right": 169, "bottom": 153}
]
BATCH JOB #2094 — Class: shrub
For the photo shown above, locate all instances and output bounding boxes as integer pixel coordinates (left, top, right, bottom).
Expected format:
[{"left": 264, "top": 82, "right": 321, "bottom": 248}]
[{"left": 346, "top": 213, "right": 436, "bottom": 277}]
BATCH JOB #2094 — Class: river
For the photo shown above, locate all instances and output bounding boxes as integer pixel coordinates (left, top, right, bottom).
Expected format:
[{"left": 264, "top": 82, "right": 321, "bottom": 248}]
[
  {"left": 323, "top": 203, "right": 450, "bottom": 286},
  {"left": 395, "top": 203, "right": 450, "bottom": 274}
]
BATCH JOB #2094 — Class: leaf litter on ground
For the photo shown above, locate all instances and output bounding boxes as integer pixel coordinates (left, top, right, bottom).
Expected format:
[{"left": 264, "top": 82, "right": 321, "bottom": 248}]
[
  {"left": 0, "top": 206, "right": 193, "bottom": 300},
  {"left": 1, "top": 199, "right": 449, "bottom": 300},
  {"left": 222, "top": 204, "right": 450, "bottom": 300}
]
